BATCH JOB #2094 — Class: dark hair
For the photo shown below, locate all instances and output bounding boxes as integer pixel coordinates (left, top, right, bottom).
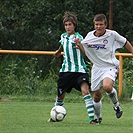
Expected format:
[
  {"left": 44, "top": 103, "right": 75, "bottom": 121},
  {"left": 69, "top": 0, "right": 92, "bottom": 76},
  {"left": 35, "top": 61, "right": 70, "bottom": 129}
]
[
  {"left": 93, "top": 14, "right": 107, "bottom": 24},
  {"left": 63, "top": 11, "right": 78, "bottom": 31}
]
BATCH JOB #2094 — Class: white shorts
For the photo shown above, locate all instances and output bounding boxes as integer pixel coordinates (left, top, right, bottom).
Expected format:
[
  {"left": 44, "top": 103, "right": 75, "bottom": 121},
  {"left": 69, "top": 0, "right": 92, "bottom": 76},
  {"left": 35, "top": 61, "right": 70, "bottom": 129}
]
[{"left": 91, "top": 66, "right": 118, "bottom": 91}]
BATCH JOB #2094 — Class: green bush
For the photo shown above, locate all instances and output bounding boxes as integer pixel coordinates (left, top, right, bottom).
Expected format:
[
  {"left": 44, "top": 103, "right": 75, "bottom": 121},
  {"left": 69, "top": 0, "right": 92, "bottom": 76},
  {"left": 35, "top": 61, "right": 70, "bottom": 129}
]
[
  {"left": 122, "top": 58, "right": 133, "bottom": 100},
  {"left": 0, "top": 55, "right": 58, "bottom": 96},
  {"left": 0, "top": 55, "right": 133, "bottom": 102}
]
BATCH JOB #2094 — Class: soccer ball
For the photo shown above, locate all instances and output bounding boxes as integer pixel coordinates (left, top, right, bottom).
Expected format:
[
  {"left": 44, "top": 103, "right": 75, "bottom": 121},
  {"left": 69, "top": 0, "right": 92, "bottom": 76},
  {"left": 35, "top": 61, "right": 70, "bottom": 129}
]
[{"left": 50, "top": 106, "right": 67, "bottom": 121}]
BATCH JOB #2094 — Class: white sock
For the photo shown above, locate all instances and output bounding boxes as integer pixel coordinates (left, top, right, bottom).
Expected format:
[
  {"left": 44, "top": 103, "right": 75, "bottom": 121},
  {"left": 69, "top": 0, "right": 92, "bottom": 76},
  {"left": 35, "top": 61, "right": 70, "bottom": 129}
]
[
  {"left": 107, "top": 88, "right": 119, "bottom": 107},
  {"left": 93, "top": 100, "right": 102, "bottom": 119}
]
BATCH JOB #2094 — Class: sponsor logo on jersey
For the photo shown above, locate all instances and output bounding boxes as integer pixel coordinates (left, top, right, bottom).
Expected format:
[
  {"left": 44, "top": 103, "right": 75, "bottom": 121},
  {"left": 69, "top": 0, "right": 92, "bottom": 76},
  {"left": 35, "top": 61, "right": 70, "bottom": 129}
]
[
  {"left": 85, "top": 39, "right": 108, "bottom": 50},
  {"left": 86, "top": 44, "right": 106, "bottom": 50}
]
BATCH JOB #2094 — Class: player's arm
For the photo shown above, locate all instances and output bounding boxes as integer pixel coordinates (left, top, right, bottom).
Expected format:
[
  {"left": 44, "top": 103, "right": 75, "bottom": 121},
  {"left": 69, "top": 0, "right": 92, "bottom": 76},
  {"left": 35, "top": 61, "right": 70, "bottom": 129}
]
[
  {"left": 125, "top": 40, "right": 133, "bottom": 55},
  {"left": 74, "top": 38, "right": 85, "bottom": 55},
  {"left": 54, "top": 45, "right": 63, "bottom": 56}
]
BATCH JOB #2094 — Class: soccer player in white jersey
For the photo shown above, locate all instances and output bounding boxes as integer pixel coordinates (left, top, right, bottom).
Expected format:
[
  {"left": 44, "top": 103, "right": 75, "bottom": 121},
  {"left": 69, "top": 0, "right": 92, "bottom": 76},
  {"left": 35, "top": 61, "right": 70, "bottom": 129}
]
[
  {"left": 74, "top": 13, "right": 133, "bottom": 124},
  {"left": 48, "top": 11, "right": 96, "bottom": 124}
]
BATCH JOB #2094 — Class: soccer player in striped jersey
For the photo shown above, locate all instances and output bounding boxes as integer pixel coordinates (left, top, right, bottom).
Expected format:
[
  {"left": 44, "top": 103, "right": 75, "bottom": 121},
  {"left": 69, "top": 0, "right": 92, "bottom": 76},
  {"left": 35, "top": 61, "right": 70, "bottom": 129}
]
[
  {"left": 48, "top": 11, "right": 96, "bottom": 124},
  {"left": 74, "top": 13, "right": 133, "bottom": 124}
]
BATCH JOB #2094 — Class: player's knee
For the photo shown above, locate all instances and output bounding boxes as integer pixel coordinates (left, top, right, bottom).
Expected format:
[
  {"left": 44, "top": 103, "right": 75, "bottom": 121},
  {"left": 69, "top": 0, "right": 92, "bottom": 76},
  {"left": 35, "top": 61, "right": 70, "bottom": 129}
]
[
  {"left": 103, "top": 84, "right": 112, "bottom": 93},
  {"left": 81, "top": 83, "right": 89, "bottom": 96},
  {"left": 81, "top": 89, "right": 89, "bottom": 96}
]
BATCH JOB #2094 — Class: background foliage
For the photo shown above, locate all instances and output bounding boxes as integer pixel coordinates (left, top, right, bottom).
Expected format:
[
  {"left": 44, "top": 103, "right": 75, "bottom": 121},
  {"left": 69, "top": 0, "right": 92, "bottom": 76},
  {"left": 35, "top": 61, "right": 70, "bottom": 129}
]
[
  {"left": 0, "top": 0, "right": 133, "bottom": 50},
  {"left": 0, "top": 0, "right": 133, "bottom": 100}
]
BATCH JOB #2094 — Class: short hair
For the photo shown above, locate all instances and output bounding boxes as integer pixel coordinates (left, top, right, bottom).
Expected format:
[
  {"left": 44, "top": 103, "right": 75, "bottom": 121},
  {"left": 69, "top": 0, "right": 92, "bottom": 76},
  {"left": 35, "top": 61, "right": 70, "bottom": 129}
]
[
  {"left": 93, "top": 14, "right": 107, "bottom": 24},
  {"left": 63, "top": 11, "right": 78, "bottom": 30}
]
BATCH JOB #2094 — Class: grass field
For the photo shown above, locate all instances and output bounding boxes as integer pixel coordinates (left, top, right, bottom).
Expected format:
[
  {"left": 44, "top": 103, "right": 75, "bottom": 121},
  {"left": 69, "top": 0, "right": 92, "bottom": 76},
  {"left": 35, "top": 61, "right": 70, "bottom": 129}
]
[{"left": 0, "top": 101, "right": 133, "bottom": 133}]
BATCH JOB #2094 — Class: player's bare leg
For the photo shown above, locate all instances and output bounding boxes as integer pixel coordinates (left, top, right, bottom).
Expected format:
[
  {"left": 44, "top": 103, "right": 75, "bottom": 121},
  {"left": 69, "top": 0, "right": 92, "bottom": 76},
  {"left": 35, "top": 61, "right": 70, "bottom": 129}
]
[{"left": 103, "top": 78, "right": 123, "bottom": 118}]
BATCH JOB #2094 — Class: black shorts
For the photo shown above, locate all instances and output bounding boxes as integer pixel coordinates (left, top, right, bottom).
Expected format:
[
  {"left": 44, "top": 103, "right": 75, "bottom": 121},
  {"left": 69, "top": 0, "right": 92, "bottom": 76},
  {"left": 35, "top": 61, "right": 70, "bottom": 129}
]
[{"left": 57, "top": 72, "right": 89, "bottom": 96}]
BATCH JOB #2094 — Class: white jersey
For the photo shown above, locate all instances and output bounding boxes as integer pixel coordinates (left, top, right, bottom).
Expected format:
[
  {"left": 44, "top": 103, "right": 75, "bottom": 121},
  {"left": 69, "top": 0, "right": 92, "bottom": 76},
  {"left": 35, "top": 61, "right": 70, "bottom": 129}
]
[
  {"left": 59, "top": 32, "right": 87, "bottom": 73},
  {"left": 81, "top": 29, "right": 126, "bottom": 68}
]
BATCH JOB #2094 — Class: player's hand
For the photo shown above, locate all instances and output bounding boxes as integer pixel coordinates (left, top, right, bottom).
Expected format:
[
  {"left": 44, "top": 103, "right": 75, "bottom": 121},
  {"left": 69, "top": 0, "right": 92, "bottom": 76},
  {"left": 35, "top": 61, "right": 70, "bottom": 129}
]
[
  {"left": 74, "top": 37, "right": 85, "bottom": 55},
  {"left": 54, "top": 50, "right": 61, "bottom": 56},
  {"left": 73, "top": 45, "right": 79, "bottom": 49},
  {"left": 74, "top": 37, "right": 80, "bottom": 45}
]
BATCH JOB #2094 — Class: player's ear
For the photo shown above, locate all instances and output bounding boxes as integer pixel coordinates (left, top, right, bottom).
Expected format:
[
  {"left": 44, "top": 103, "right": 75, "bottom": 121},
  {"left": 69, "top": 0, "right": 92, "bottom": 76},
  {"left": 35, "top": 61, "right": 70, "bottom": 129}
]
[{"left": 105, "top": 23, "right": 108, "bottom": 28}]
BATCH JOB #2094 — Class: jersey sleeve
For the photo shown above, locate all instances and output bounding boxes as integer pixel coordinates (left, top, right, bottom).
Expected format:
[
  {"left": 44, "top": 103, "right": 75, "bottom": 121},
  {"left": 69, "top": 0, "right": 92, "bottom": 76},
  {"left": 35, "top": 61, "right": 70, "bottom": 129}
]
[
  {"left": 113, "top": 31, "right": 127, "bottom": 48},
  {"left": 59, "top": 34, "right": 64, "bottom": 45},
  {"left": 75, "top": 32, "right": 83, "bottom": 41},
  {"left": 81, "top": 31, "right": 93, "bottom": 44}
]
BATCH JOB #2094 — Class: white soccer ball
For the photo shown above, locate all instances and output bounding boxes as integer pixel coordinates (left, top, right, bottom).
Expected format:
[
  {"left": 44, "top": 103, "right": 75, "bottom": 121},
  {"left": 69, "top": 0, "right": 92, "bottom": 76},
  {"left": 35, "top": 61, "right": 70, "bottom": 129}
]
[{"left": 50, "top": 106, "right": 67, "bottom": 121}]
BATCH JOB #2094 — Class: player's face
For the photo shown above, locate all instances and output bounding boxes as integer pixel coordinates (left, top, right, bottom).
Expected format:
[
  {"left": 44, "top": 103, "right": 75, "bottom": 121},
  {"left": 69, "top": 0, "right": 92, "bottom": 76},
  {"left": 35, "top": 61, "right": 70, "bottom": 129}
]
[
  {"left": 94, "top": 20, "right": 107, "bottom": 37},
  {"left": 64, "top": 21, "right": 75, "bottom": 35}
]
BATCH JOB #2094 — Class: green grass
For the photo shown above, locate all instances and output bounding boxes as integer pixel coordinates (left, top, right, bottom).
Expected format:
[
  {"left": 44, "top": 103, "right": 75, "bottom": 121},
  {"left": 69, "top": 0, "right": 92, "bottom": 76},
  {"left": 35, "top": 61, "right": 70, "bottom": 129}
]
[{"left": 0, "top": 101, "right": 133, "bottom": 133}]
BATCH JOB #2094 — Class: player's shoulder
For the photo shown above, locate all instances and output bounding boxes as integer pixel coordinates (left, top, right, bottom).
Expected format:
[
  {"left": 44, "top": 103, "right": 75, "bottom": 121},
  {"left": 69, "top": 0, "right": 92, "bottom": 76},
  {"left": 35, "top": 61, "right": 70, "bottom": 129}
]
[
  {"left": 106, "top": 29, "right": 118, "bottom": 35},
  {"left": 86, "top": 30, "right": 95, "bottom": 36},
  {"left": 61, "top": 32, "right": 67, "bottom": 38},
  {"left": 84, "top": 30, "right": 95, "bottom": 39},
  {"left": 88, "top": 30, "right": 95, "bottom": 34},
  {"left": 75, "top": 32, "right": 83, "bottom": 37}
]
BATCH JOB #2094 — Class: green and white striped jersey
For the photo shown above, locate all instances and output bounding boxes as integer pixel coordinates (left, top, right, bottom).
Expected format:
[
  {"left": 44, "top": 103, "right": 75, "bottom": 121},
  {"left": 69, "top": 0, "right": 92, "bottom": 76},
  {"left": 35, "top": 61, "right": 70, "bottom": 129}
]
[{"left": 59, "top": 32, "right": 87, "bottom": 73}]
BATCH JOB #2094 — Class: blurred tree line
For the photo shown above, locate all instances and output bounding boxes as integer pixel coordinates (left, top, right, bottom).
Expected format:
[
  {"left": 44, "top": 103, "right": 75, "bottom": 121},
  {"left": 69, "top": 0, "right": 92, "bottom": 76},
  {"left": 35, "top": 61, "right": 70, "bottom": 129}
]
[{"left": 0, "top": 0, "right": 133, "bottom": 75}]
